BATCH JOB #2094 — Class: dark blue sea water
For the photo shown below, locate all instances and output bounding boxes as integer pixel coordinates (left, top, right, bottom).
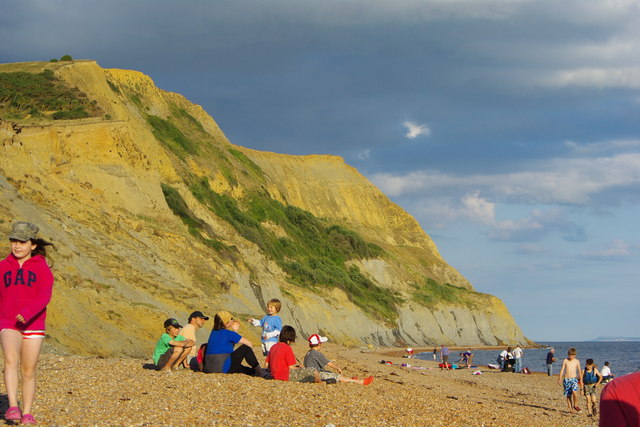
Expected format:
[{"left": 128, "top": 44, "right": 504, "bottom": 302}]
[{"left": 416, "top": 341, "right": 640, "bottom": 376}]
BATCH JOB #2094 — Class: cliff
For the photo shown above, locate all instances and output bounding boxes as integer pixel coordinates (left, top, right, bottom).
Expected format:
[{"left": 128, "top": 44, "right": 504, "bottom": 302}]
[{"left": 0, "top": 60, "right": 529, "bottom": 356}]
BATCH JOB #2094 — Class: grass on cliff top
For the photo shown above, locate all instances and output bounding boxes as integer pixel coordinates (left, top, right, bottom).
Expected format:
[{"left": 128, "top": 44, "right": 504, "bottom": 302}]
[
  {"left": 163, "top": 177, "right": 399, "bottom": 325},
  {"left": 0, "top": 69, "right": 102, "bottom": 121},
  {"left": 410, "top": 278, "right": 484, "bottom": 308}
]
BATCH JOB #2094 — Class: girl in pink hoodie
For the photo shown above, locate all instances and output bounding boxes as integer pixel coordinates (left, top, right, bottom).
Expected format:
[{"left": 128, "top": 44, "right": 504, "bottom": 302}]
[{"left": 0, "top": 222, "right": 54, "bottom": 425}]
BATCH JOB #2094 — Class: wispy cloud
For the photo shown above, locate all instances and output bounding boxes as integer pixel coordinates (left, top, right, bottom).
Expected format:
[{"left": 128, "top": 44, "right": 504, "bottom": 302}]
[
  {"left": 580, "top": 240, "right": 632, "bottom": 259},
  {"left": 357, "top": 149, "right": 371, "bottom": 160},
  {"left": 487, "top": 209, "right": 586, "bottom": 242},
  {"left": 515, "top": 243, "right": 550, "bottom": 254},
  {"left": 371, "top": 152, "right": 640, "bottom": 205},
  {"left": 403, "top": 121, "right": 431, "bottom": 139}
]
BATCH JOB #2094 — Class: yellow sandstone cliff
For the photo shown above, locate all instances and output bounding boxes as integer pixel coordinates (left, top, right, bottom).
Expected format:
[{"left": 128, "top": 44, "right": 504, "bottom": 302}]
[{"left": 0, "top": 60, "right": 529, "bottom": 356}]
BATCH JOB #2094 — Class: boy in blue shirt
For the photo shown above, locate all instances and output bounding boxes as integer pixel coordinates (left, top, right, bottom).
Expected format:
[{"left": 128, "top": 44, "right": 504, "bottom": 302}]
[{"left": 247, "top": 298, "right": 282, "bottom": 355}]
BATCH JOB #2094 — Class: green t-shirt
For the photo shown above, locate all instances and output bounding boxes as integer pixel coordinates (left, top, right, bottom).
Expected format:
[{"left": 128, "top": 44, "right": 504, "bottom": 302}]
[{"left": 152, "top": 333, "right": 185, "bottom": 364}]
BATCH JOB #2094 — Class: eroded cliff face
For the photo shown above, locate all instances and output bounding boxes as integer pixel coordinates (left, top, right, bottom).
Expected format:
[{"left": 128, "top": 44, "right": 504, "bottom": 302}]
[{"left": 0, "top": 60, "right": 529, "bottom": 356}]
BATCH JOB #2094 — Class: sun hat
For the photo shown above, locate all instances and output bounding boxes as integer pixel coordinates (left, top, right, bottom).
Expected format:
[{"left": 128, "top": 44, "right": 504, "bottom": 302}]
[
  {"left": 9, "top": 222, "right": 39, "bottom": 241},
  {"left": 216, "top": 311, "right": 235, "bottom": 324},
  {"left": 308, "top": 334, "right": 328, "bottom": 345}
]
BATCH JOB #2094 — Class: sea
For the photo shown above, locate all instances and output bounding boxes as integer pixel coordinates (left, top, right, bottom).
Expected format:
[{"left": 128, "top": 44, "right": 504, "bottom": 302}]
[{"left": 415, "top": 341, "right": 640, "bottom": 376}]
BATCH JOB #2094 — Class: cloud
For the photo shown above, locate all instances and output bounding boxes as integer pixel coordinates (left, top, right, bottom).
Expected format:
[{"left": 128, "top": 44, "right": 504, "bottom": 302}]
[
  {"left": 403, "top": 121, "right": 431, "bottom": 139},
  {"left": 515, "top": 243, "right": 550, "bottom": 254},
  {"left": 549, "top": 67, "right": 640, "bottom": 89},
  {"left": 371, "top": 152, "right": 640, "bottom": 205},
  {"left": 461, "top": 191, "right": 496, "bottom": 224},
  {"left": 487, "top": 209, "right": 586, "bottom": 242},
  {"left": 357, "top": 149, "right": 371, "bottom": 160},
  {"left": 564, "top": 139, "right": 640, "bottom": 155},
  {"left": 580, "top": 240, "right": 632, "bottom": 259}
]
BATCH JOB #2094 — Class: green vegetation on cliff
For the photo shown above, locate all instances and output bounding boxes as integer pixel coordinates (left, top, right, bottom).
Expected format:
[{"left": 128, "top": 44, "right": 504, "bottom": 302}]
[
  {"left": 162, "top": 175, "right": 400, "bottom": 325},
  {"left": 410, "top": 278, "right": 484, "bottom": 308},
  {"left": 0, "top": 69, "right": 101, "bottom": 120}
]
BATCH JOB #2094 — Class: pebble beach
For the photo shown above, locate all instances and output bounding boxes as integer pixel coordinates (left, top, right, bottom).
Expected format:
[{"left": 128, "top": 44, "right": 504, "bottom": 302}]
[{"left": 1, "top": 344, "right": 601, "bottom": 426}]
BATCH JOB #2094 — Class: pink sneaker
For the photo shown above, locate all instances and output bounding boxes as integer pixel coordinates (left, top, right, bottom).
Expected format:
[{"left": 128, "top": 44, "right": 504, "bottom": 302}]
[
  {"left": 21, "top": 414, "right": 37, "bottom": 424},
  {"left": 4, "top": 406, "right": 21, "bottom": 421}
]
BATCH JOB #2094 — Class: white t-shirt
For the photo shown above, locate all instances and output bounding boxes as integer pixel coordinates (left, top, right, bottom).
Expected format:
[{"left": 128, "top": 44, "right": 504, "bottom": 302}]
[
  {"left": 601, "top": 366, "right": 611, "bottom": 376},
  {"left": 512, "top": 347, "right": 523, "bottom": 359}
]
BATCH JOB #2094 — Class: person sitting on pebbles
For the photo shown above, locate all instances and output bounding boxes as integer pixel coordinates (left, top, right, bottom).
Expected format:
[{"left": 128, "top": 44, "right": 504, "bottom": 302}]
[
  {"left": 304, "top": 334, "right": 374, "bottom": 385},
  {"left": 152, "top": 318, "right": 195, "bottom": 371},
  {"left": 266, "top": 326, "right": 322, "bottom": 383},
  {"left": 202, "top": 311, "right": 267, "bottom": 377}
]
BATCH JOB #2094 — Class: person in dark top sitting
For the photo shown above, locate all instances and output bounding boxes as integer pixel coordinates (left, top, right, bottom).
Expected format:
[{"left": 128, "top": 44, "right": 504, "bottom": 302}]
[{"left": 202, "top": 310, "right": 266, "bottom": 377}]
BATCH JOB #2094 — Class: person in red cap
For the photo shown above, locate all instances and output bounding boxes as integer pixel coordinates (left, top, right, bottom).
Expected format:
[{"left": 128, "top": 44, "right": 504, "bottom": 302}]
[{"left": 304, "top": 334, "right": 373, "bottom": 385}]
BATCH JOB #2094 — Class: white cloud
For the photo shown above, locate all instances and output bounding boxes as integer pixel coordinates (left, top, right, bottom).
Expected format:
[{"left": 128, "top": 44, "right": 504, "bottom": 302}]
[
  {"left": 461, "top": 191, "right": 496, "bottom": 224},
  {"left": 580, "top": 240, "right": 632, "bottom": 258},
  {"left": 549, "top": 67, "right": 640, "bottom": 89},
  {"left": 357, "top": 149, "right": 371, "bottom": 160},
  {"left": 371, "top": 152, "right": 640, "bottom": 205},
  {"left": 403, "top": 121, "right": 431, "bottom": 139}
]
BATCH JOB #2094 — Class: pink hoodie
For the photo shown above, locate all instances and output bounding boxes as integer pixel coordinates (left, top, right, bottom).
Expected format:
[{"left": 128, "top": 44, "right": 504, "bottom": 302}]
[{"left": 0, "top": 253, "right": 54, "bottom": 331}]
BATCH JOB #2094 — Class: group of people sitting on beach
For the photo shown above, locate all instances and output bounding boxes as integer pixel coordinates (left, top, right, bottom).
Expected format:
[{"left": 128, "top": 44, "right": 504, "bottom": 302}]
[{"left": 151, "top": 298, "right": 374, "bottom": 385}]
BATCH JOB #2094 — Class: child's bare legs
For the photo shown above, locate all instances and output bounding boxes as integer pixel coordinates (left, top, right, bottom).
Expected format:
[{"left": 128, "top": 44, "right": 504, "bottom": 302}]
[
  {"left": 1, "top": 329, "right": 23, "bottom": 409},
  {"left": 572, "top": 391, "right": 581, "bottom": 412},
  {"left": 160, "top": 347, "right": 186, "bottom": 371},
  {"left": 338, "top": 375, "right": 374, "bottom": 385},
  {"left": 20, "top": 337, "right": 44, "bottom": 416},
  {"left": 586, "top": 394, "right": 596, "bottom": 415},
  {"left": 565, "top": 395, "right": 573, "bottom": 412},
  {"left": 172, "top": 347, "right": 190, "bottom": 370}
]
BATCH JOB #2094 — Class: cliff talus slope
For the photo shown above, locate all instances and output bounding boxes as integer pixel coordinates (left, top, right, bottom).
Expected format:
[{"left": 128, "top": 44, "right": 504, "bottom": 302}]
[{"left": 0, "top": 60, "right": 528, "bottom": 356}]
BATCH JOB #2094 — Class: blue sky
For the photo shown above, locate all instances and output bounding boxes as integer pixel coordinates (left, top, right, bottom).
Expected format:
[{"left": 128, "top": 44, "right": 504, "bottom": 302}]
[{"left": 2, "top": 0, "right": 639, "bottom": 341}]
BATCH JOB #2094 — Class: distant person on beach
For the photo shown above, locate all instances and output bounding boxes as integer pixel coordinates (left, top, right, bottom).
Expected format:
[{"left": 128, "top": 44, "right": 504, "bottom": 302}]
[
  {"left": 0, "top": 222, "right": 54, "bottom": 425},
  {"left": 266, "top": 325, "right": 321, "bottom": 383},
  {"left": 440, "top": 344, "right": 450, "bottom": 370},
  {"left": 599, "top": 371, "right": 640, "bottom": 426},
  {"left": 498, "top": 347, "right": 514, "bottom": 371},
  {"left": 203, "top": 311, "right": 267, "bottom": 377},
  {"left": 247, "top": 298, "right": 283, "bottom": 356},
  {"left": 512, "top": 345, "right": 524, "bottom": 373},
  {"left": 582, "top": 358, "right": 602, "bottom": 417},
  {"left": 433, "top": 347, "right": 437, "bottom": 361},
  {"left": 600, "top": 361, "right": 615, "bottom": 384},
  {"left": 152, "top": 318, "right": 195, "bottom": 371},
  {"left": 558, "top": 347, "right": 583, "bottom": 413},
  {"left": 457, "top": 349, "right": 474, "bottom": 369},
  {"left": 546, "top": 347, "right": 556, "bottom": 376},
  {"left": 180, "top": 311, "right": 209, "bottom": 370},
  {"left": 304, "top": 334, "right": 374, "bottom": 385}
]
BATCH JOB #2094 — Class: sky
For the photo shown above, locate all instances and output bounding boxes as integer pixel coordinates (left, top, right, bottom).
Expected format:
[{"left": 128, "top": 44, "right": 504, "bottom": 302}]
[{"left": 2, "top": 0, "right": 639, "bottom": 341}]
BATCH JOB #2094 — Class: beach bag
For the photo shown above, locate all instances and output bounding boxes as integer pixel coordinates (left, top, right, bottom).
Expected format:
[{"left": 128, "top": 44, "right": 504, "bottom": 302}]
[{"left": 522, "top": 367, "right": 530, "bottom": 374}]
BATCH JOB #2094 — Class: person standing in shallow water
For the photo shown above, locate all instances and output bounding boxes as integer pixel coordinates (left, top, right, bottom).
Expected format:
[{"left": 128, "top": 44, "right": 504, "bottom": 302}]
[{"left": 0, "top": 222, "right": 54, "bottom": 425}]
